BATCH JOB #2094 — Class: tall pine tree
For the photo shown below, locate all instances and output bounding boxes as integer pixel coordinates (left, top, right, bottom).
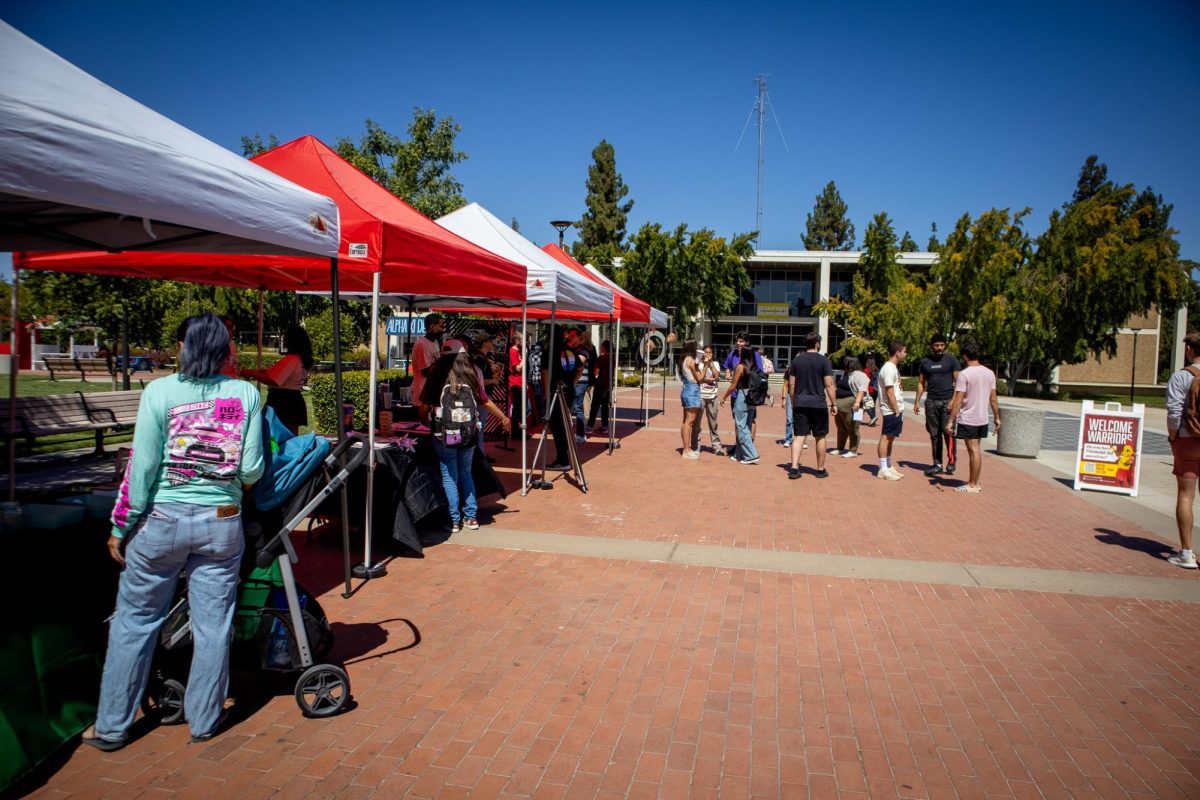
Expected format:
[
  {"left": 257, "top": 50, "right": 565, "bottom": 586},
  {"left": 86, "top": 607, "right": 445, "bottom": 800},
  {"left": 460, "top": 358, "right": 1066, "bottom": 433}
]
[
  {"left": 802, "top": 180, "right": 856, "bottom": 250},
  {"left": 856, "top": 212, "right": 906, "bottom": 296},
  {"left": 574, "top": 140, "right": 633, "bottom": 271}
]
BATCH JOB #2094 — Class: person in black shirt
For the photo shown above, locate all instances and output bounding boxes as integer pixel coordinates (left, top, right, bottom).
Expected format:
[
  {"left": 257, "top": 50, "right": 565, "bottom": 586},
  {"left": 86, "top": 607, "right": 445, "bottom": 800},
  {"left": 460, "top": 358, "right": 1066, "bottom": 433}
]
[
  {"left": 786, "top": 332, "right": 837, "bottom": 480},
  {"left": 542, "top": 327, "right": 583, "bottom": 470},
  {"left": 588, "top": 339, "right": 614, "bottom": 433},
  {"left": 913, "top": 332, "right": 961, "bottom": 476}
]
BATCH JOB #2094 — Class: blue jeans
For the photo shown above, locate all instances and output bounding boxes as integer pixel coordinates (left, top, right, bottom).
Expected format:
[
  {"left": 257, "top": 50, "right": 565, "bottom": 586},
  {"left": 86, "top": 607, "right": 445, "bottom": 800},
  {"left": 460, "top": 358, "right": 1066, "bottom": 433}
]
[
  {"left": 433, "top": 439, "right": 477, "bottom": 523},
  {"left": 784, "top": 401, "right": 794, "bottom": 442},
  {"left": 96, "top": 502, "right": 243, "bottom": 743},
  {"left": 572, "top": 382, "right": 588, "bottom": 436},
  {"left": 733, "top": 394, "right": 758, "bottom": 462}
]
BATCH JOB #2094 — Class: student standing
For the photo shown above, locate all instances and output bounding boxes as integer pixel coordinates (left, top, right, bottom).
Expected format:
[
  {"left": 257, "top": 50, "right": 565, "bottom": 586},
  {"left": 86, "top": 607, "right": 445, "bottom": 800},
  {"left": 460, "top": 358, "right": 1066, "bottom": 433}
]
[
  {"left": 240, "top": 324, "right": 314, "bottom": 435},
  {"left": 913, "top": 333, "right": 961, "bottom": 476},
  {"left": 695, "top": 345, "right": 726, "bottom": 456},
  {"left": 588, "top": 340, "right": 613, "bottom": 434},
  {"left": 409, "top": 313, "right": 445, "bottom": 415},
  {"left": 678, "top": 339, "right": 703, "bottom": 459},
  {"left": 720, "top": 346, "right": 760, "bottom": 465},
  {"left": 787, "top": 332, "right": 837, "bottom": 479},
  {"left": 1165, "top": 331, "right": 1200, "bottom": 569},
  {"left": 833, "top": 356, "right": 868, "bottom": 458},
  {"left": 944, "top": 340, "right": 999, "bottom": 493},
  {"left": 876, "top": 341, "right": 908, "bottom": 480}
]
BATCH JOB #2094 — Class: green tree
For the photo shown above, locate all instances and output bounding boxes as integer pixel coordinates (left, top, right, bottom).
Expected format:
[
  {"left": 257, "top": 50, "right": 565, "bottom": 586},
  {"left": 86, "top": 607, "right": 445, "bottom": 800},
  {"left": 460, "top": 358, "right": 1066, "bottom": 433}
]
[
  {"left": 802, "top": 180, "right": 855, "bottom": 250},
  {"left": 574, "top": 140, "right": 634, "bottom": 267},
  {"left": 899, "top": 231, "right": 919, "bottom": 252},
  {"left": 927, "top": 222, "right": 941, "bottom": 253},
  {"left": 240, "top": 133, "right": 280, "bottom": 157},
  {"left": 335, "top": 111, "right": 468, "bottom": 219},
  {"left": 856, "top": 212, "right": 906, "bottom": 296},
  {"left": 1025, "top": 164, "right": 1188, "bottom": 387},
  {"left": 1071, "top": 154, "right": 1108, "bottom": 205},
  {"left": 622, "top": 223, "right": 754, "bottom": 334}
]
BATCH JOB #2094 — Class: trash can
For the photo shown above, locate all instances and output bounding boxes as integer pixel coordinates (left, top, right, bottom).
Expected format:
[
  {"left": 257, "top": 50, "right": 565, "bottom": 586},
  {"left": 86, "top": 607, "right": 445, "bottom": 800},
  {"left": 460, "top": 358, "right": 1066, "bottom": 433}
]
[{"left": 996, "top": 405, "right": 1044, "bottom": 458}]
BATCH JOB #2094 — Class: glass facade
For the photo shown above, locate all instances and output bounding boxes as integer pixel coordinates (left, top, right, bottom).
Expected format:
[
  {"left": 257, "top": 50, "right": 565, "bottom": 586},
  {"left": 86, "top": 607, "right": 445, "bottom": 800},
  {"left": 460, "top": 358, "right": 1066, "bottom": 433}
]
[
  {"left": 829, "top": 269, "right": 855, "bottom": 301},
  {"left": 733, "top": 267, "right": 818, "bottom": 317},
  {"left": 711, "top": 322, "right": 817, "bottom": 372}
]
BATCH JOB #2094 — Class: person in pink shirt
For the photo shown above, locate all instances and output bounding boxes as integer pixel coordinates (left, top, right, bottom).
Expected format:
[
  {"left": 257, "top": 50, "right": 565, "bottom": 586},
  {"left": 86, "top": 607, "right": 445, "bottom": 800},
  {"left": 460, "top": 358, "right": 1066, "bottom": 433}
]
[{"left": 945, "top": 340, "right": 1001, "bottom": 493}]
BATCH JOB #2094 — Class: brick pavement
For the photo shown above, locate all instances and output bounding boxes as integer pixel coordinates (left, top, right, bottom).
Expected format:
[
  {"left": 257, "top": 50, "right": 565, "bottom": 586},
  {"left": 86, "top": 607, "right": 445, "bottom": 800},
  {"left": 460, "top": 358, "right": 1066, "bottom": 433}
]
[{"left": 22, "top": 392, "right": 1200, "bottom": 799}]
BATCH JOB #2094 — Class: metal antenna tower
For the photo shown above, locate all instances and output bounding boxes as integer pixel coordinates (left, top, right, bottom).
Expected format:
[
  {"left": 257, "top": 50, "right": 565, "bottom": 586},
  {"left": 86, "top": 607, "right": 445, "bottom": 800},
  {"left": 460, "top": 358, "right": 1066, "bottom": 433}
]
[
  {"left": 736, "top": 75, "right": 787, "bottom": 241},
  {"left": 754, "top": 74, "right": 767, "bottom": 236}
]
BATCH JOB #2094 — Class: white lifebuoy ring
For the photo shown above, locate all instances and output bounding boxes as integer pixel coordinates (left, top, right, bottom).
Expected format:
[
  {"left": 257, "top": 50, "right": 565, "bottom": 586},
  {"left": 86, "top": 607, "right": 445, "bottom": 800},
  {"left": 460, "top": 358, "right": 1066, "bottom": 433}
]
[{"left": 640, "top": 331, "right": 666, "bottom": 365}]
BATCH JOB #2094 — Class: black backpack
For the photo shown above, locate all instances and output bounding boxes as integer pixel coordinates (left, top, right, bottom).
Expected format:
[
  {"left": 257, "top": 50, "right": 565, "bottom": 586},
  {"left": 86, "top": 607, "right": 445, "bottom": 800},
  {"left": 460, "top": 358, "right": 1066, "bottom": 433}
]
[
  {"left": 434, "top": 381, "right": 479, "bottom": 449},
  {"left": 744, "top": 362, "right": 769, "bottom": 406}
]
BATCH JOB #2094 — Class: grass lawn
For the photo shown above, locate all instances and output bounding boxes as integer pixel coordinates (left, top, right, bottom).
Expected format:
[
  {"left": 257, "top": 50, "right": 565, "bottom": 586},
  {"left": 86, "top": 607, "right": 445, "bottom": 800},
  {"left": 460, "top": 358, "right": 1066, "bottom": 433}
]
[
  {"left": 12, "top": 372, "right": 159, "bottom": 397},
  {"left": 1068, "top": 393, "right": 1167, "bottom": 410}
]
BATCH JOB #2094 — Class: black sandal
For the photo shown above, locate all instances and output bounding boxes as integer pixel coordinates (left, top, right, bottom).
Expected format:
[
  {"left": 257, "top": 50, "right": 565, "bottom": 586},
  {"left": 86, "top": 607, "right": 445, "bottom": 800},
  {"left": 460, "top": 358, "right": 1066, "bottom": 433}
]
[{"left": 80, "top": 726, "right": 126, "bottom": 752}]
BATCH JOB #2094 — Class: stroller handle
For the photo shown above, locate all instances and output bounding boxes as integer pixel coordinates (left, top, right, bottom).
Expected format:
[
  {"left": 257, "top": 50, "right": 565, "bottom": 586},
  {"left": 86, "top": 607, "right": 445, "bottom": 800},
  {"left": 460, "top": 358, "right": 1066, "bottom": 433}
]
[{"left": 254, "top": 433, "right": 369, "bottom": 569}]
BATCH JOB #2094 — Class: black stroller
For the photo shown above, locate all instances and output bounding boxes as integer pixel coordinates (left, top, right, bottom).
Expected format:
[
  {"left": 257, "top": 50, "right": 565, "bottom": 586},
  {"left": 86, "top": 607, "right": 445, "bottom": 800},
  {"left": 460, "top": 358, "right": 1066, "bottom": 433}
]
[{"left": 142, "top": 429, "right": 368, "bottom": 721}]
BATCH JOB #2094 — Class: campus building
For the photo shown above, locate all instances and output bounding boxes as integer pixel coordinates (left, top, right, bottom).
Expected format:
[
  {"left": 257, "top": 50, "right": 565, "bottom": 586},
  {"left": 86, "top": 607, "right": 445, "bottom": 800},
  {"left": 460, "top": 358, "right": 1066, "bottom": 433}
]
[{"left": 695, "top": 249, "right": 1180, "bottom": 393}]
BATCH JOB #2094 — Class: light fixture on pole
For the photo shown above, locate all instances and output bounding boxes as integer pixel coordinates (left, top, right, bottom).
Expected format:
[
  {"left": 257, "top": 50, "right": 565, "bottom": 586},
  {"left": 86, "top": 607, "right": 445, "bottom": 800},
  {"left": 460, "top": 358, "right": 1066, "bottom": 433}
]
[{"left": 550, "top": 220, "right": 573, "bottom": 249}]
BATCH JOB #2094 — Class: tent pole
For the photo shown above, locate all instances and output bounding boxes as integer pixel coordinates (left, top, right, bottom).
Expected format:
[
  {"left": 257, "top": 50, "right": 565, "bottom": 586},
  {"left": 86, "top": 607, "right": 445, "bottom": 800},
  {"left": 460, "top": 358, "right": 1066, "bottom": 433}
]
[
  {"left": 6, "top": 268, "right": 19, "bottom": 505},
  {"left": 331, "top": 257, "right": 352, "bottom": 599},
  {"left": 405, "top": 300, "right": 414, "bottom": 373},
  {"left": 520, "top": 304, "right": 528, "bottom": 495},
  {"left": 256, "top": 289, "right": 264, "bottom": 371},
  {"left": 609, "top": 318, "right": 620, "bottom": 453},
  {"left": 354, "top": 272, "right": 386, "bottom": 580},
  {"left": 121, "top": 303, "right": 130, "bottom": 391},
  {"left": 527, "top": 305, "right": 557, "bottom": 491}
]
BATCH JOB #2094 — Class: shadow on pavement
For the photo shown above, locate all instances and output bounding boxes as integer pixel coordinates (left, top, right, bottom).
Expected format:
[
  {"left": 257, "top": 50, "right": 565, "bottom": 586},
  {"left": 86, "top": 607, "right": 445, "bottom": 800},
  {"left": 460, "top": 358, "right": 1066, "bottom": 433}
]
[
  {"left": 333, "top": 618, "right": 421, "bottom": 665},
  {"left": 1093, "top": 527, "right": 1174, "bottom": 562}
]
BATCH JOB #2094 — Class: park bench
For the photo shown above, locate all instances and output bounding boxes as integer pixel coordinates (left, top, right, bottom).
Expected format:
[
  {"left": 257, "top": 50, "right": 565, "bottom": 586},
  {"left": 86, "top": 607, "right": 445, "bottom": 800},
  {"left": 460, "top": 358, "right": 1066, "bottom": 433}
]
[
  {"left": 0, "top": 390, "right": 142, "bottom": 455},
  {"left": 42, "top": 355, "right": 115, "bottom": 382}
]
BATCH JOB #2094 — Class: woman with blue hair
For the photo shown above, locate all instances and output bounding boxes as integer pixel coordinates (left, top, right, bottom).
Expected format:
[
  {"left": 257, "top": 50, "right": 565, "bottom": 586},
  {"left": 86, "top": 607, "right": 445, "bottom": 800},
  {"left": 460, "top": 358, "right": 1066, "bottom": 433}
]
[{"left": 82, "top": 312, "right": 264, "bottom": 750}]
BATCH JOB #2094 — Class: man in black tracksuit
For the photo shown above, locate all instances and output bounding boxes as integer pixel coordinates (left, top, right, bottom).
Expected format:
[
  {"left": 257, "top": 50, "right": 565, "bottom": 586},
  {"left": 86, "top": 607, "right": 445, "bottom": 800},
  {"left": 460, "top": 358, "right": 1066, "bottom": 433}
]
[{"left": 913, "top": 333, "right": 961, "bottom": 476}]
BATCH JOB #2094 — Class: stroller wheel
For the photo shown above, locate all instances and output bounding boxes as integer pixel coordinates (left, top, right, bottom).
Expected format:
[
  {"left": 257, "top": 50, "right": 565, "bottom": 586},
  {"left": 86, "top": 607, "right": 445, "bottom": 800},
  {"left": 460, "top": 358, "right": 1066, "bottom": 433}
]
[
  {"left": 294, "top": 664, "right": 351, "bottom": 718},
  {"left": 142, "top": 678, "right": 187, "bottom": 725}
]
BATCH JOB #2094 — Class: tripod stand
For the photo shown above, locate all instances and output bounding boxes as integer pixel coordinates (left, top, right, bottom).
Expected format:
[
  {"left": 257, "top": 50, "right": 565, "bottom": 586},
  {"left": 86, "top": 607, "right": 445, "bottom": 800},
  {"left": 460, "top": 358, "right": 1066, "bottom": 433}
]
[{"left": 526, "top": 380, "right": 588, "bottom": 493}]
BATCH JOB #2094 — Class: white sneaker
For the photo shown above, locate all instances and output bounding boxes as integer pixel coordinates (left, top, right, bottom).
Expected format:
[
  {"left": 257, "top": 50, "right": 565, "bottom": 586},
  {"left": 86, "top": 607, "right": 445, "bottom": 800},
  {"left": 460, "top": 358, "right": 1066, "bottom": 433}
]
[
  {"left": 842, "top": 450, "right": 859, "bottom": 458},
  {"left": 827, "top": 449, "right": 841, "bottom": 455},
  {"left": 682, "top": 450, "right": 700, "bottom": 460},
  {"left": 877, "top": 467, "right": 902, "bottom": 481},
  {"left": 1168, "top": 551, "right": 1198, "bottom": 569},
  {"left": 575, "top": 435, "right": 587, "bottom": 444}
]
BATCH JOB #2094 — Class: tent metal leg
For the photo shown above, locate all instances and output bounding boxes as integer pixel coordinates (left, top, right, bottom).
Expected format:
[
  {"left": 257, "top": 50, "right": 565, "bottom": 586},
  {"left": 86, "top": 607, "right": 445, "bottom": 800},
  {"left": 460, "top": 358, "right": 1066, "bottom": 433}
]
[
  {"left": 5, "top": 268, "right": 19, "bottom": 506},
  {"left": 354, "top": 272, "right": 386, "bottom": 580},
  {"left": 331, "top": 257, "right": 353, "bottom": 599}
]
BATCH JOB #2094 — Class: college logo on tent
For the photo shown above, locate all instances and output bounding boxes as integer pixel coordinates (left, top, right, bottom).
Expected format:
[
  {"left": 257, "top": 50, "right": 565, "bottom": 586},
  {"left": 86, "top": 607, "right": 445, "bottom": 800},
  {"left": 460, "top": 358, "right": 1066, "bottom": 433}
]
[
  {"left": 308, "top": 213, "right": 331, "bottom": 235},
  {"left": 348, "top": 243, "right": 369, "bottom": 258},
  {"left": 528, "top": 278, "right": 544, "bottom": 288}
]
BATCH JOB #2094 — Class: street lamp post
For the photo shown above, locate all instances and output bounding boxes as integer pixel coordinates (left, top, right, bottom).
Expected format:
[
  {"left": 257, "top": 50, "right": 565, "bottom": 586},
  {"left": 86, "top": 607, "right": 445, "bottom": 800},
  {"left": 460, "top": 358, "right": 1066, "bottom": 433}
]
[{"left": 550, "top": 220, "right": 573, "bottom": 249}]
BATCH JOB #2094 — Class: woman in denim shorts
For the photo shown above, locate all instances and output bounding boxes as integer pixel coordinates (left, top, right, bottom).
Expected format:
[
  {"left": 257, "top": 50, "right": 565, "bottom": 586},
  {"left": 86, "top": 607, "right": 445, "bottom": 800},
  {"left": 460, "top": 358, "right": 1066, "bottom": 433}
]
[{"left": 678, "top": 339, "right": 703, "bottom": 459}]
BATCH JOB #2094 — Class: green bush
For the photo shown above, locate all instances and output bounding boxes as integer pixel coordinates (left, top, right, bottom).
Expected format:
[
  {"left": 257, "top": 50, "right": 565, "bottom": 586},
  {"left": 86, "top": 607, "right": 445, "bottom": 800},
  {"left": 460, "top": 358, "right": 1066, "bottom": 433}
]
[
  {"left": 618, "top": 373, "right": 642, "bottom": 388},
  {"left": 309, "top": 369, "right": 406, "bottom": 435},
  {"left": 236, "top": 351, "right": 282, "bottom": 371}
]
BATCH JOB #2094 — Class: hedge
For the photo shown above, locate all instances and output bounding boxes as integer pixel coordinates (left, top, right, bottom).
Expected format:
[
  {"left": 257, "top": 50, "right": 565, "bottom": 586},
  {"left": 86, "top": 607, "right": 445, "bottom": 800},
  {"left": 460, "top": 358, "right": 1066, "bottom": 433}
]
[
  {"left": 617, "top": 373, "right": 642, "bottom": 388},
  {"left": 236, "top": 352, "right": 282, "bottom": 371},
  {"left": 309, "top": 369, "right": 406, "bottom": 435}
]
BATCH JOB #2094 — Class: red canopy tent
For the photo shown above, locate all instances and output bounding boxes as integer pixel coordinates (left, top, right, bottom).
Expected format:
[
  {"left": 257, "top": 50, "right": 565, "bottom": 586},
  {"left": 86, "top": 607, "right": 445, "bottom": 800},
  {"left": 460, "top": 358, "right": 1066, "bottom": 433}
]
[{"left": 17, "top": 136, "right": 528, "bottom": 301}]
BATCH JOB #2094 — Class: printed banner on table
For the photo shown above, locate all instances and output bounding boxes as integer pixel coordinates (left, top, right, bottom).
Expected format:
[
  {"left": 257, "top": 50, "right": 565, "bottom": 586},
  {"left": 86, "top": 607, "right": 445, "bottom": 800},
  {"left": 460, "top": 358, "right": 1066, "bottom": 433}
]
[{"left": 1073, "top": 400, "right": 1145, "bottom": 497}]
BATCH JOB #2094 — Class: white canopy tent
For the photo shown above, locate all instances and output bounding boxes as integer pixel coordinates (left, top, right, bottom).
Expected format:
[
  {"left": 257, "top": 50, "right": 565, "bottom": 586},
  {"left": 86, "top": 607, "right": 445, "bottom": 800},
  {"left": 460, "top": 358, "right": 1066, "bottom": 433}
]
[
  {"left": 435, "top": 204, "right": 613, "bottom": 314},
  {"left": 580, "top": 262, "right": 670, "bottom": 328},
  {"left": 1, "top": 20, "right": 346, "bottom": 505},
  {"left": 0, "top": 21, "right": 340, "bottom": 256}
]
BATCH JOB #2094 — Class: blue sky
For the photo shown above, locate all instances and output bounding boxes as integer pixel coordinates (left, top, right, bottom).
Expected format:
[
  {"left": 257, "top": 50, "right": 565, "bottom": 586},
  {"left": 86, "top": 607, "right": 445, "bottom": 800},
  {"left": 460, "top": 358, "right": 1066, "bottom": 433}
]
[{"left": 2, "top": 0, "right": 1199, "bottom": 280}]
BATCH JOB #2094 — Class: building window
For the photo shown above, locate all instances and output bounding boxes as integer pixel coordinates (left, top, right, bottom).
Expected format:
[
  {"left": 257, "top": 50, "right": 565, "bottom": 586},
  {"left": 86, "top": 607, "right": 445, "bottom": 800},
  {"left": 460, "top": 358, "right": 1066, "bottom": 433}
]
[{"left": 829, "top": 269, "right": 855, "bottom": 302}]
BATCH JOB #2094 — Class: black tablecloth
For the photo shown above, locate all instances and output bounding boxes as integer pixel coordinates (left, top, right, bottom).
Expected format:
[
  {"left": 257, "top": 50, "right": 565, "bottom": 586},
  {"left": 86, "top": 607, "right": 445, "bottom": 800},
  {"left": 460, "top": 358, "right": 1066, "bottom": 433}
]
[{"left": 314, "top": 438, "right": 506, "bottom": 556}]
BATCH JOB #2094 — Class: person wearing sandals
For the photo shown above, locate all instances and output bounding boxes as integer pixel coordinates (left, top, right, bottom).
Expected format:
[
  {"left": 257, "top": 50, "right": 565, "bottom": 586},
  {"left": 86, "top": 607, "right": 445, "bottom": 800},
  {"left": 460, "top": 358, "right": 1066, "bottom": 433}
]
[
  {"left": 720, "top": 346, "right": 760, "bottom": 465},
  {"left": 695, "top": 345, "right": 727, "bottom": 456},
  {"left": 945, "top": 339, "right": 999, "bottom": 493},
  {"left": 421, "top": 338, "right": 511, "bottom": 533},
  {"left": 83, "top": 313, "right": 264, "bottom": 750},
  {"left": 678, "top": 339, "right": 703, "bottom": 459}
]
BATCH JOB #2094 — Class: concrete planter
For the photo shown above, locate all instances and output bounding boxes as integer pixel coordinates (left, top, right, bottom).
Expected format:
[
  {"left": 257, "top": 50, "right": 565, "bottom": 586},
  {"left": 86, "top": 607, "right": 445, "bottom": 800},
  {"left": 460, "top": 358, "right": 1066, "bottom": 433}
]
[{"left": 996, "top": 405, "right": 1044, "bottom": 458}]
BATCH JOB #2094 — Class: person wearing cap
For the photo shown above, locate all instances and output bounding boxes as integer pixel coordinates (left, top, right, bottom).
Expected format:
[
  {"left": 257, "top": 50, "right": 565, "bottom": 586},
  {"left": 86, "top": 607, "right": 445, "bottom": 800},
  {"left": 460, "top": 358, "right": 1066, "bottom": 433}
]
[
  {"left": 409, "top": 313, "right": 444, "bottom": 413},
  {"left": 420, "top": 338, "right": 510, "bottom": 533}
]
